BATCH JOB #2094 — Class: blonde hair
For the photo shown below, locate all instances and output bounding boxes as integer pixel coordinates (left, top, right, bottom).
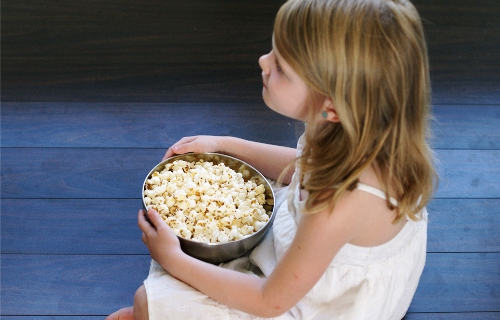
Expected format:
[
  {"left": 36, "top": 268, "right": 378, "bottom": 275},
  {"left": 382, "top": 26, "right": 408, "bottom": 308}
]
[{"left": 274, "top": 0, "right": 437, "bottom": 221}]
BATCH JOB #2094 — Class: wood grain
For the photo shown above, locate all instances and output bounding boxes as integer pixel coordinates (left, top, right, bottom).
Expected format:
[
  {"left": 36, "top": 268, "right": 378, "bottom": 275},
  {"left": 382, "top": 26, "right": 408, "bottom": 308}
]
[
  {"left": 1, "top": 0, "right": 499, "bottom": 317},
  {"left": 2, "top": 0, "right": 498, "bottom": 103},
  {"left": 427, "top": 199, "right": 500, "bottom": 253},
  {"left": 2, "top": 148, "right": 498, "bottom": 199},
  {"left": 2, "top": 103, "right": 499, "bottom": 150},
  {"left": 432, "top": 105, "right": 500, "bottom": 150},
  {"left": 1, "top": 255, "right": 151, "bottom": 316},
  {"left": 404, "top": 312, "right": 500, "bottom": 320},
  {"left": 0, "top": 102, "right": 303, "bottom": 148},
  {"left": 2, "top": 198, "right": 497, "bottom": 255},
  {"left": 409, "top": 253, "right": 500, "bottom": 313},
  {"left": 1, "top": 0, "right": 280, "bottom": 102},
  {"left": 1, "top": 199, "right": 148, "bottom": 255},
  {"left": 2, "top": 253, "right": 497, "bottom": 315}
]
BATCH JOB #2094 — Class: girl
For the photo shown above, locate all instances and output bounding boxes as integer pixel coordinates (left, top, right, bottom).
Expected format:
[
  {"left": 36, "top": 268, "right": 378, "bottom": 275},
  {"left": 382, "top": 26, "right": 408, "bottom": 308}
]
[{"left": 108, "top": 0, "right": 436, "bottom": 319}]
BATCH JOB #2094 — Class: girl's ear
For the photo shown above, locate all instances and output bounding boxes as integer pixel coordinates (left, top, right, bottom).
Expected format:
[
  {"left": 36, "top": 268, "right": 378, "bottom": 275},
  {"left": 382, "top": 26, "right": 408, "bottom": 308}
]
[{"left": 322, "top": 98, "right": 340, "bottom": 123}]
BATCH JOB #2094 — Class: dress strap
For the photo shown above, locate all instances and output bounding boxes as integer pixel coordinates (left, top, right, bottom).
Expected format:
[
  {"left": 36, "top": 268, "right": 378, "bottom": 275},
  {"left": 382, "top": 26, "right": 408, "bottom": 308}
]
[{"left": 355, "top": 183, "right": 399, "bottom": 207}]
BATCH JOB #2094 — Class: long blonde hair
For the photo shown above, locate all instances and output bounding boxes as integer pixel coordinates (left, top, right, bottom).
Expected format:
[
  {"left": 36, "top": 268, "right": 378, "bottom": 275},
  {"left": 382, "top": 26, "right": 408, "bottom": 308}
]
[{"left": 274, "top": 0, "right": 437, "bottom": 221}]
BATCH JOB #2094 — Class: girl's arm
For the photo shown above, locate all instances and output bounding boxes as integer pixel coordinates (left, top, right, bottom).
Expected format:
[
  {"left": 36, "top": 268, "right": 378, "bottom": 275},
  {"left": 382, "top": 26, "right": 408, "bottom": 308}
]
[
  {"left": 140, "top": 189, "right": 358, "bottom": 317},
  {"left": 163, "top": 136, "right": 297, "bottom": 184}
]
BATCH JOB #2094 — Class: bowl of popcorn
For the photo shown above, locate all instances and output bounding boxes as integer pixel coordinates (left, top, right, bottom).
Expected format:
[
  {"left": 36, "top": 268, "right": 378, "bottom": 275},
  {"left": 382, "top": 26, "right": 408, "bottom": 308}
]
[{"left": 142, "top": 153, "right": 276, "bottom": 264}]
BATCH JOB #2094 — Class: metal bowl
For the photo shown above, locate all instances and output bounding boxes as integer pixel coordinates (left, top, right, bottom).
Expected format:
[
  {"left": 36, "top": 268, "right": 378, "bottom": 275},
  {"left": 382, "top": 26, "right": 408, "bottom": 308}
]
[{"left": 142, "top": 153, "right": 276, "bottom": 264}]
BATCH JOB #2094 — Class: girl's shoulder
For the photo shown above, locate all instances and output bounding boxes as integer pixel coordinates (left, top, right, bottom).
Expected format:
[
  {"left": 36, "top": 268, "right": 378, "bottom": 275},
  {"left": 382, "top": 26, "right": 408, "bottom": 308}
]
[
  {"left": 347, "top": 184, "right": 406, "bottom": 247},
  {"left": 331, "top": 167, "right": 407, "bottom": 248}
]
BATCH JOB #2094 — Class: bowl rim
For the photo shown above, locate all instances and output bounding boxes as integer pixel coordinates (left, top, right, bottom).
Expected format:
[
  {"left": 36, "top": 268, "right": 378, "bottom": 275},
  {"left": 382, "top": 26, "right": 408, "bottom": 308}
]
[{"left": 142, "top": 152, "right": 276, "bottom": 247}]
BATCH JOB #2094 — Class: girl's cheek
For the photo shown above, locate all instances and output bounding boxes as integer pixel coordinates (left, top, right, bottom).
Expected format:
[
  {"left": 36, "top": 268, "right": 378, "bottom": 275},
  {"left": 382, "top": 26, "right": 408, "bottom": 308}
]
[{"left": 268, "top": 74, "right": 279, "bottom": 89}]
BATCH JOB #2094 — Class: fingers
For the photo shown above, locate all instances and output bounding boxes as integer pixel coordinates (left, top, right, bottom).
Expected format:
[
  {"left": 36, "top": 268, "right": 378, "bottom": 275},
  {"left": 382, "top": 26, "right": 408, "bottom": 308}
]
[
  {"left": 163, "top": 136, "right": 221, "bottom": 160},
  {"left": 163, "top": 136, "right": 197, "bottom": 160},
  {"left": 138, "top": 209, "right": 166, "bottom": 246},
  {"left": 163, "top": 145, "right": 180, "bottom": 160},
  {"left": 138, "top": 210, "right": 151, "bottom": 246},
  {"left": 146, "top": 208, "right": 167, "bottom": 230},
  {"left": 138, "top": 209, "right": 153, "bottom": 232}
]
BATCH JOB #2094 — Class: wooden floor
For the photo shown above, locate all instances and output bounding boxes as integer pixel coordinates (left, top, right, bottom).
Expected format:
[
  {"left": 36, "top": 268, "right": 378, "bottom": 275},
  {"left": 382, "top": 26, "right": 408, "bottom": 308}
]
[{"left": 1, "top": 0, "right": 499, "bottom": 319}]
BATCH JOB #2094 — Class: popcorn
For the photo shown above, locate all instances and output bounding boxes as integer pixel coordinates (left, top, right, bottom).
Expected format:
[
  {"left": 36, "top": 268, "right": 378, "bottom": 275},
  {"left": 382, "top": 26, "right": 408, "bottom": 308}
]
[{"left": 144, "top": 158, "right": 272, "bottom": 243}]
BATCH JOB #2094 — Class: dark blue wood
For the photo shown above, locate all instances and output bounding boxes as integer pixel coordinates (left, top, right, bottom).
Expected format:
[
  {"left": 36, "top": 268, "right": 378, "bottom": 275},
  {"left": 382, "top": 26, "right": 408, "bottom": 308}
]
[
  {"left": 2, "top": 199, "right": 498, "bottom": 255},
  {"left": 1, "top": 255, "right": 151, "bottom": 316},
  {"left": 1, "top": 0, "right": 279, "bottom": 103},
  {"left": 1, "top": 199, "right": 148, "bottom": 255},
  {"left": 2, "top": 103, "right": 499, "bottom": 150},
  {"left": 2, "top": 253, "right": 497, "bottom": 315},
  {"left": 0, "top": 102, "right": 302, "bottom": 148},
  {"left": 433, "top": 150, "right": 499, "bottom": 198},
  {"left": 2, "top": 148, "right": 499, "bottom": 199},
  {"left": 4, "top": 314, "right": 500, "bottom": 320},
  {"left": 1, "top": 0, "right": 499, "bottom": 317},
  {"left": 409, "top": 253, "right": 500, "bottom": 313},
  {"left": 2, "top": 0, "right": 499, "bottom": 104},
  {"left": 2, "top": 315, "right": 103, "bottom": 320},
  {"left": 427, "top": 199, "right": 500, "bottom": 253},
  {"left": 430, "top": 82, "right": 500, "bottom": 105},
  {"left": 0, "top": 148, "right": 164, "bottom": 199},
  {"left": 404, "top": 312, "right": 500, "bottom": 320},
  {"left": 432, "top": 105, "right": 500, "bottom": 150}
]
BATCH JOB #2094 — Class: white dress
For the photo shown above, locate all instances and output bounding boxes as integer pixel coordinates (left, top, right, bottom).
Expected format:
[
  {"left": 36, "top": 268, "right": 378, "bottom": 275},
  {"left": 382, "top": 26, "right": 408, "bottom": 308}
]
[{"left": 144, "top": 135, "right": 428, "bottom": 320}]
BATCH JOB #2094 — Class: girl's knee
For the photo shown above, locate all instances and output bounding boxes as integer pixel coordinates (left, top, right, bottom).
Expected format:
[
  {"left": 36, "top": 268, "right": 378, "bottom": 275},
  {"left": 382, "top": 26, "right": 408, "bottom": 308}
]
[{"left": 133, "top": 285, "right": 149, "bottom": 320}]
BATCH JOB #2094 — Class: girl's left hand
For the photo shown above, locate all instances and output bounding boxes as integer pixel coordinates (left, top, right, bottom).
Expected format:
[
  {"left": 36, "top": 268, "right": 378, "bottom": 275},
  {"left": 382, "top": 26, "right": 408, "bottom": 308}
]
[{"left": 138, "top": 208, "right": 184, "bottom": 269}]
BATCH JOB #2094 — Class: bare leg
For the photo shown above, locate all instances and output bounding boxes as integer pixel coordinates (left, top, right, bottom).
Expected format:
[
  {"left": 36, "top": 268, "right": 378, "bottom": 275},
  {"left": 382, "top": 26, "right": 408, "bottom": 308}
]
[
  {"left": 106, "top": 285, "right": 148, "bottom": 320},
  {"left": 133, "top": 285, "right": 149, "bottom": 320},
  {"left": 106, "top": 306, "right": 135, "bottom": 320}
]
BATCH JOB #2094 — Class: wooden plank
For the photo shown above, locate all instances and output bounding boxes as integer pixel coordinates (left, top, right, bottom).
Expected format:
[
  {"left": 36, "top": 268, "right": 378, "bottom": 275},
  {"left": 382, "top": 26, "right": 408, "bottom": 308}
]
[
  {"left": 432, "top": 105, "right": 500, "bottom": 150},
  {"left": 1, "top": 0, "right": 279, "bottom": 103},
  {"left": 2, "top": 315, "right": 104, "bottom": 320},
  {"left": 0, "top": 148, "right": 163, "bottom": 199},
  {"left": 427, "top": 199, "right": 500, "bottom": 253},
  {"left": 1, "top": 317, "right": 103, "bottom": 320},
  {"left": 1, "top": 0, "right": 498, "bottom": 104},
  {"left": 2, "top": 253, "right": 497, "bottom": 315},
  {"left": 1, "top": 314, "right": 499, "bottom": 320},
  {"left": 408, "top": 253, "right": 500, "bottom": 313},
  {"left": 431, "top": 82, "right": 500, "bottom": 105},
  {"left": 407, "top": 0, "right": 500, "bottom": 105},
  {"left": 1, "top": 199, "right": 148, "bottom": 255},
  {"left": 415, "top": 0, "right": 499, "bottom": 82},
  {"left": 404, "top": 312, "right": 500, "bottom": 320},
  {"left": 3, "top": 314, "right": 500, "bottom": 320},
  {"left": 1, "top": 1, "right": 498, "bottom": 319},
  {"left": 0, "top": 102, "right": 302, "bottom": 148},
  {"left": 2, "top": 199, "right": 497, "bottom": 255},
  {"left": 2, "top": 103, "right": 499, "bottom": 150},
  {"left": 1, "top": 255, "right": 150, "bottom": 316},
  {"left": 433, "top": 150, "right": 500, "bottom": 198},
  {"left": 2, "top": 148, "right": 498, "bottom": 199}
]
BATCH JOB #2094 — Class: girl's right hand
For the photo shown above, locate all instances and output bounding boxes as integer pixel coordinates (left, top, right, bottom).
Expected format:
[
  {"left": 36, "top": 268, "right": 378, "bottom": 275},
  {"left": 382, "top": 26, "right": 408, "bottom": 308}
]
[
  {"left": 163, "top": 136, "right": 222, "bottom": 160},
  {"left": 138, "top": 208, "right": 185, "bottom": 271}
]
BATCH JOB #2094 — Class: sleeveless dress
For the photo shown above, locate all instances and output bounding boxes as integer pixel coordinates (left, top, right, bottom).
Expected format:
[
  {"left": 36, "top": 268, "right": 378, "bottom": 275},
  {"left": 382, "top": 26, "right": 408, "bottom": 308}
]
[{"left": 144, "top": 135, "right": 428, "bottom": 320}]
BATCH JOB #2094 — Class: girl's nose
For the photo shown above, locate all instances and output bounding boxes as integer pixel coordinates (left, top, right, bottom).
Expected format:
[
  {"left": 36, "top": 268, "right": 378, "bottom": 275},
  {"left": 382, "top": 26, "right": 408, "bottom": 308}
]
[{"left": 259, "top": 52, "right": 271, "bottom": 75}]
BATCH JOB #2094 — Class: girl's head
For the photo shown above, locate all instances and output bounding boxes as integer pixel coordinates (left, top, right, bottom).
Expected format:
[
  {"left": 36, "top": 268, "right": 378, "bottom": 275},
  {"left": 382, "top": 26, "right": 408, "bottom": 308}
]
[{"left": 270, "top": 0, "right": 436, "bottom": 221}]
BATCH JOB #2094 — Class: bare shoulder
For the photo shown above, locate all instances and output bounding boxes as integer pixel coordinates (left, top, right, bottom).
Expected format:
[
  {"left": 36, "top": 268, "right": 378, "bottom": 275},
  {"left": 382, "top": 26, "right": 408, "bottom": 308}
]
[{"left": 332, "top": 167, "right": 407, "bottom": 247}]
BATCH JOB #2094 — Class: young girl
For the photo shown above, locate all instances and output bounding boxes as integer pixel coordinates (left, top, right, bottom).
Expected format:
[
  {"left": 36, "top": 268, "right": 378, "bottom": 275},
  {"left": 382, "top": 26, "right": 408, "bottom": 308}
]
[{"left": 108, "top": 0, "right": 436, "bottom": 319}]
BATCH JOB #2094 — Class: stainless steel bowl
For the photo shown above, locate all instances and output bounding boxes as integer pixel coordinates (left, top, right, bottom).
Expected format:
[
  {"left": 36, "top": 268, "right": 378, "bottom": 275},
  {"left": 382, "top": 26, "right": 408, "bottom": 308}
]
[{"left": 142, "top": 153, "right": 276, "bottom": 264}]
